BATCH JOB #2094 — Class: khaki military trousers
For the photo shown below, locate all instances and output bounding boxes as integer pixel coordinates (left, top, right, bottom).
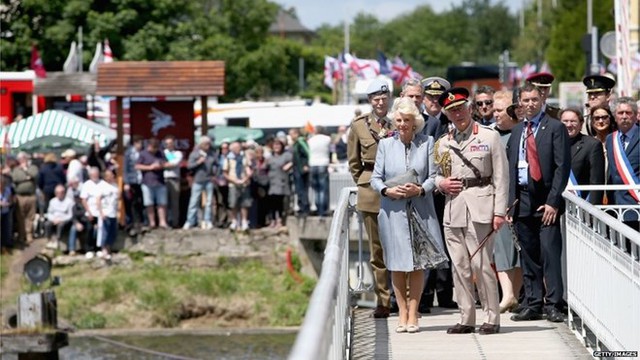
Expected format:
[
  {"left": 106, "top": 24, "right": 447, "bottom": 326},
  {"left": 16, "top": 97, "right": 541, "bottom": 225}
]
[
  {"left": 444, "top": 218, "right": 500, "bottom": 326},
  {"left": 16, "top": 194, "right": 36, "bottom": 243},
  {"left": 361, "top": 211, "right": 390, "bottom": 308}
]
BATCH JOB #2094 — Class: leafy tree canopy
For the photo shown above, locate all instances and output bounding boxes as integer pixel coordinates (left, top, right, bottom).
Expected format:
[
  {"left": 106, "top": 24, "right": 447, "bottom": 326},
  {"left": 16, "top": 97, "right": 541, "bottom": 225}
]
[{"left": 0, "top": 0, "right": 616, "bottom": 101}]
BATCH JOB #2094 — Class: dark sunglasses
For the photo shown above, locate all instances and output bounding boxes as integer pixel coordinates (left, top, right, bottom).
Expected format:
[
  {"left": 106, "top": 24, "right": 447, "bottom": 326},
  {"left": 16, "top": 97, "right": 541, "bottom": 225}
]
[
  {"left": 475, "top": 100, "right": 493, "bottom": 107},
  {"left": 592, "top": 115, "right": 610, "bottom": 121}
]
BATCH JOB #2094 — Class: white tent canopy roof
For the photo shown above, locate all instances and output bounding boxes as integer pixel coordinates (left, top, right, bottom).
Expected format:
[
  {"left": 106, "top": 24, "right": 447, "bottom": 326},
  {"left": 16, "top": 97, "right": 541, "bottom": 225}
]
[{"left": 1, "top": 109, "right": 117, "bottom": 149}]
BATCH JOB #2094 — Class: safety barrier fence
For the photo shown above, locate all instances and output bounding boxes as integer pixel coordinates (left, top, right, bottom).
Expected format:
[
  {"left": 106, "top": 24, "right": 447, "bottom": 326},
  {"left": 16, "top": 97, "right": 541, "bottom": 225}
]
[
  {"left": 288, "top": 187, "right": 358, "bottom": 360},
  {"left": 563, "top": 186, "right": 640, "bottom": 353}
]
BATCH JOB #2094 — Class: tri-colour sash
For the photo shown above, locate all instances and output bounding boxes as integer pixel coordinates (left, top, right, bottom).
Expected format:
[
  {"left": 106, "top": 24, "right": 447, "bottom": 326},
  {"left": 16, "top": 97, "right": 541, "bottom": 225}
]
[
  {"left": 611, "top": 130, "right": 640, "bottom": 202},
  {"left": 567, "top": 170, "right": 582, "bottom": 198}
]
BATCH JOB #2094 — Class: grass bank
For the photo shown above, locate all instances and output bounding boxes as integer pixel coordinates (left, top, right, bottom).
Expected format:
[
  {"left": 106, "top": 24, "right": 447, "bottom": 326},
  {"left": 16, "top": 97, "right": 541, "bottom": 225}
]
[
  {"left": 3, "top": 254, "right": 315, "bottom": 330},
  {"left": 0, "top": 253, "right": 10, "bottom": 285}
]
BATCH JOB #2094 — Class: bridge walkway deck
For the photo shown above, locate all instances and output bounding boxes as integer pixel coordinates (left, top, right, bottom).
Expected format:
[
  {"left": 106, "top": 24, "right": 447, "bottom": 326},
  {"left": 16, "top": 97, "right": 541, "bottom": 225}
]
[{"left": 351, "top": 307, "right": 592, "bottom": 360}]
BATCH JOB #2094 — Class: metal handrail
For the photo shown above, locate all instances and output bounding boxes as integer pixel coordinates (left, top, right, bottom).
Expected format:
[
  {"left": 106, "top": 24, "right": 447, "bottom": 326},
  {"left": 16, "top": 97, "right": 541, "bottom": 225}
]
[
  {"left": 563, "top": 190, "right": 640, "bottom": 353},
  {"left": 289, "top": 187, "right": 357, "bottom": 360}
]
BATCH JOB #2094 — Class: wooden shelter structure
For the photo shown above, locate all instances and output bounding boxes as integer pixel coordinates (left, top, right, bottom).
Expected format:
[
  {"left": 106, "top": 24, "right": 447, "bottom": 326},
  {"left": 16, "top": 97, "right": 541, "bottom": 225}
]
[
  {"left": 95, "top": 61, "right": 225, "bottom": 222},
  {"left": 96, "top": 60, "right": 224, "bottom": 148}
]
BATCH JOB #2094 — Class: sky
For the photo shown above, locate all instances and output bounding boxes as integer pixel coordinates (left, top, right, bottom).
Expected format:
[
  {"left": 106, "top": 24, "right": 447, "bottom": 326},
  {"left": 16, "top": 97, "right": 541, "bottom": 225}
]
[{"left": 276, "top": 0, "right": 524, "bottom": 29}]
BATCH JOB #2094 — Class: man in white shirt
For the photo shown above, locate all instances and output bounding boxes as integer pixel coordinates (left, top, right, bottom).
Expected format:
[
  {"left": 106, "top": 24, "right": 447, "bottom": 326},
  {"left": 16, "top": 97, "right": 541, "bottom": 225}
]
[
  {"left": 307, "top": 126, "right": 332, "bottom": 217},
  {"left": 62, "top": 149, "right": 84, "bottom": 185},
  {"left": 97, "top": 170, "right": 120, "bottom": 259},
  {"left": 80, "top": 167, "right": 106, "bottom": 258},
  {"left": 45, "top": 184, "right": 74, "bottom": 249},
  {"left": 163, "top": 135, "right": 183, "bottom": 228}
]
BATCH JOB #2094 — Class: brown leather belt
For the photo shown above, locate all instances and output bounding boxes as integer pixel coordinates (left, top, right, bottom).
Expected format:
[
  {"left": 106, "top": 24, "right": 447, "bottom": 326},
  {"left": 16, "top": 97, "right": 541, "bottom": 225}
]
[
  {"left": 362, "top": 163, "right": 375, "bottom": 171},
  {"left": 461, "top": 177, "right": 491, "bottom": 188}
]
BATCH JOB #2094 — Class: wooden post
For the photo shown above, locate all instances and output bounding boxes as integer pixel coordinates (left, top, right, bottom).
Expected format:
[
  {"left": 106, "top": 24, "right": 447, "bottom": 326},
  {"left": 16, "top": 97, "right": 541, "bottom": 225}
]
[
  {"left": 1, "top": 332, "right": 69, "bottom": 360},
  {"left": 116, "top": 97, "right": 125, "bottom": 225},
  {"left": 201, "top": 95, "right": 208, "bottom": 137}
]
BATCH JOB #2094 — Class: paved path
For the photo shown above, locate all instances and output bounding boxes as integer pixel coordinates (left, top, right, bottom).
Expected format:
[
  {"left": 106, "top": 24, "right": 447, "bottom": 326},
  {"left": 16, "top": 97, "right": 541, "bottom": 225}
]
[{"left": 351, "top": 307, "right": 592, "bottom": 360}]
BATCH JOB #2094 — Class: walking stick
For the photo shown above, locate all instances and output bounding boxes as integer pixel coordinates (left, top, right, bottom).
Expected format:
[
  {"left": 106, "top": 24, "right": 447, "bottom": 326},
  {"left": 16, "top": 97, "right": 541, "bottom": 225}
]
[{"left": 469, "top": 199, "right": 519, "bottom": 261}]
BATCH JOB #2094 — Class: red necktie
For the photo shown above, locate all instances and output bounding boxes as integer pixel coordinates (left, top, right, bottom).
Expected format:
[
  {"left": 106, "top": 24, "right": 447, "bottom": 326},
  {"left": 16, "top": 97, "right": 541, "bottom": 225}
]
[{"left": 526, "top": 122, "right": 542, "bottom": 181}]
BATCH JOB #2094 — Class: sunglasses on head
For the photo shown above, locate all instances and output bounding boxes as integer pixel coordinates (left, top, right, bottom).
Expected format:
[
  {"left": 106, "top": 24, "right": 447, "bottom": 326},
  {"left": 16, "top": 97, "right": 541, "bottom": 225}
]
[{"left": 475, "top": 100, "right": 493, "bottom": 107}]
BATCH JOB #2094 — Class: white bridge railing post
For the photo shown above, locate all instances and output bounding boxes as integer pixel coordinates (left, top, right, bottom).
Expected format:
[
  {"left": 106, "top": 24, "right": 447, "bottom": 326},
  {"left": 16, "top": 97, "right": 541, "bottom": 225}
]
[{"left": 563, "top": 188, "right": 640, "bottom": 353}]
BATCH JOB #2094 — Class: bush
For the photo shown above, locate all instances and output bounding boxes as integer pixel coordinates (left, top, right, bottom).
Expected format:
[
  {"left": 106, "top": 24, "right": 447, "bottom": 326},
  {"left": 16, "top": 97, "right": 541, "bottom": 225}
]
[{"left": 76, "top": 312, "right": 107, "bottom": 329}]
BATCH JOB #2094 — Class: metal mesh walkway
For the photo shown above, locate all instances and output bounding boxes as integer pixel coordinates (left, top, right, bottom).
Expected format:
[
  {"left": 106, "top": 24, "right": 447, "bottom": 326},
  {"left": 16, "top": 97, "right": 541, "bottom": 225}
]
[{"left": 351, "top": 307, "right": 593, "bottom": 360}]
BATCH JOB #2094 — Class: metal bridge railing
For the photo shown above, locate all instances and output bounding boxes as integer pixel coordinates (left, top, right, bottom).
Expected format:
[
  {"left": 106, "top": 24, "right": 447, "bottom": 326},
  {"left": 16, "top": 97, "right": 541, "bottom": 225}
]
[
  {"left": 563, "top": 188, "right": 640, "bottom": 353},
  {"left": 289, "top": 187, "right": 358, "bottom": 360}
]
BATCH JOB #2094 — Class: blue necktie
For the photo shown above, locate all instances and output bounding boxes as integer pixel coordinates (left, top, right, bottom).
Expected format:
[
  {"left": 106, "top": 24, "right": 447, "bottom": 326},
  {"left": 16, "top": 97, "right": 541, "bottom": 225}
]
[{"left": 621, "top": 134, "right": 627, "bottom": 150}]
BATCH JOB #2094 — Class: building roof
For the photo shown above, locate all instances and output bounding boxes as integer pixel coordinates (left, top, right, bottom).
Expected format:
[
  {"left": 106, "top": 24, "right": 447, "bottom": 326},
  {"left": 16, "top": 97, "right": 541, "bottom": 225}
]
[
  {"left": 269, "top": 10, "right": 314, "bottom": 35},
  {"left": 96, "top": 61, "right": 225, "bottom": 97},
  {"left": 33, "top": 72, "right": 96, "bottom": 96}
]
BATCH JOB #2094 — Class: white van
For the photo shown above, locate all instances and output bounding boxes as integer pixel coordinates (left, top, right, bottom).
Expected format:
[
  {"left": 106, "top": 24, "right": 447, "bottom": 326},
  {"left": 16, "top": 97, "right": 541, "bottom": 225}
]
[{"left": 195, "top": 101, "right": 372, "bottom": 140}]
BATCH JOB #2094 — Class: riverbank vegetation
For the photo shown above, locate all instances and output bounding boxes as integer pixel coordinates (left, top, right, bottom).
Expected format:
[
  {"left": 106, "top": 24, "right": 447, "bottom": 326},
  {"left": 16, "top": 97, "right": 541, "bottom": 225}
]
[{"left": 1, "top": 253, "right": 315, "bottom": 330}]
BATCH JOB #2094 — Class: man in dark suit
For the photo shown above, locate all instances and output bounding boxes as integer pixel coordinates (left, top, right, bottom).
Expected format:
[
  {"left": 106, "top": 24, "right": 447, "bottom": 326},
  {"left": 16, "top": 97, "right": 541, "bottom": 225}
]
[
  {"left": 559, "top": 108, "right": 605, "bottom": 204},
  {"left": 421, "top": 77, "right": 452, "bottom": 139},
  {"left": 473, "top": 86, "right": 496, "bottom": 126},
  {"left": 605, "top": 97, "right": 640, "bottom": 231},
  {"left": 416, "top": 76, "right": 458, "bottom": 312},
  {"left": 526, "top": 72, "right": 561, "bottom": 120},
  {"left": 506, "top": 83, "right": 571, "bottom": 323}
]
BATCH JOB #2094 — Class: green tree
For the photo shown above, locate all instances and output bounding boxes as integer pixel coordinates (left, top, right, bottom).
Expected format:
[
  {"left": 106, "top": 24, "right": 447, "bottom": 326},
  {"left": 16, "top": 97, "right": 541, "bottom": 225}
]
[{"left": 546, "top": 0, "right": 614, "bottom": 82}]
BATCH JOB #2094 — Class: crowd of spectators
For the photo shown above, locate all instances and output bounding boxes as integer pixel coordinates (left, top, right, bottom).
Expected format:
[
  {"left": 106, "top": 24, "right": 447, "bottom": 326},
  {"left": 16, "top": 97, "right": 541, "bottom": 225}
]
[{"left": 0, "top": 125, "right": 351, "bottom": 256}]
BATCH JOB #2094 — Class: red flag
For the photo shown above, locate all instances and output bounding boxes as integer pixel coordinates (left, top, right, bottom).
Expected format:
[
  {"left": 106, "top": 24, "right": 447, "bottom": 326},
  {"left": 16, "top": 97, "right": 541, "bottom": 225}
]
[
  {"left": 30, "top": 45, "right": 47, "bottom": 78},
  {"left": 103, "top": 39, "right": 114, "bottom": 63}
]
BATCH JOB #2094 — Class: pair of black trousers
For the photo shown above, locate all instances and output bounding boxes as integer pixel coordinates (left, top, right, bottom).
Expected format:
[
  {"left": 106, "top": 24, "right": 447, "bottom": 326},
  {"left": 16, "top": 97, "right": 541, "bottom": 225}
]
[{"left": 515, "top": 215, "right": 563, "bottom": 313}]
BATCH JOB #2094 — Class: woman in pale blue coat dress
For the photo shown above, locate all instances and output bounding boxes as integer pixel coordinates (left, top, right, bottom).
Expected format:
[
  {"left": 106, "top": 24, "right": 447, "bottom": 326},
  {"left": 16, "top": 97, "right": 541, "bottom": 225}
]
[{"left": 371, "top": 97, "right": 445, "bottom": 333}]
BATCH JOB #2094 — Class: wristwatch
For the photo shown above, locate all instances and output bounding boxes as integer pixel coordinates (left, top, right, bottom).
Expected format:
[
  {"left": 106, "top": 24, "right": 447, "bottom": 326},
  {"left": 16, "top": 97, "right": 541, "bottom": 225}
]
[{"left": 381, "top": 188, "right": 388, "bottom": 197}]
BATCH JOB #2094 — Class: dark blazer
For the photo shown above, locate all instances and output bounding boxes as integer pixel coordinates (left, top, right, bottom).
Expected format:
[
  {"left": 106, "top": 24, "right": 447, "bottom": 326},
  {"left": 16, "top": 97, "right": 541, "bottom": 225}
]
[
  {"left": 570, "top": 133, "right": 605, "bottom": 205},
  {"left": 545, "top": 104, "right": 561, "bottom": 120},
  {"left": 422, "top": 113, "right": 451, "bottom": 140},
  {"left": 37, "top": 162, "right": 65, "bottom": 197},
  {"left": 605, "top": 125, "right": 640, "bottom": 219},
  {"left": 506, "top": 113, "right": 571, "bottom": 217}
]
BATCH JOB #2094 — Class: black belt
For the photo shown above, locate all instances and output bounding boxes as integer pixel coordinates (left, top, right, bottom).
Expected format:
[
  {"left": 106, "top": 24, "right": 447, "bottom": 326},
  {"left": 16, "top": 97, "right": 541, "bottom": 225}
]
[
  {"left": 362, "top": 163, "right": 375, "bottom": 171},
  {"left": 461, "top": 177, "right": 491, "bottom": 188}
]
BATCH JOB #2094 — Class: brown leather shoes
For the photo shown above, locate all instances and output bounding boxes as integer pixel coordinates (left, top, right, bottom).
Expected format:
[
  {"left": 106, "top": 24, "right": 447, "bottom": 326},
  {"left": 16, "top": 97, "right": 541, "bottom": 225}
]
[
  {"left": 372, "top": 306, "right": 390, "bottom": 318},
  {"left": 446, "top": 323, "right": 475, "bottom": 334},
  {"left": 478, "top": 322, "right": 500, "bottom": 335}
]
